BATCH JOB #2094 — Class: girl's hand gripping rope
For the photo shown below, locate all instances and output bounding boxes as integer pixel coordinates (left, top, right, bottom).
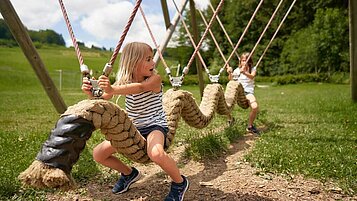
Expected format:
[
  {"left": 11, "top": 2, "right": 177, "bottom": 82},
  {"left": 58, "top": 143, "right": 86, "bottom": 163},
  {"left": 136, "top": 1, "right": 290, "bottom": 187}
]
[
  {"left": 98, "top": 75, "right": 114, "bottom": 96},
  {"left": 82, "top": 77, "right": 94, "bottom": 97}
]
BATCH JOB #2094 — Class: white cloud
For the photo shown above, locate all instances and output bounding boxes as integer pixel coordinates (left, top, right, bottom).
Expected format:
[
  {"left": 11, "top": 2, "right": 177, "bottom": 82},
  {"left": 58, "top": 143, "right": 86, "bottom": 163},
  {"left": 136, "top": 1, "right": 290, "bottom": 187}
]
[
  {"left": 56, "top": 0, "right": 117, "bottom": 22},
  {"left": 194, "top": 0, "right": 210, "bottom": 11},
  {"left": 85, "top": 41, "right": 102, "bottom": 48},
  {"left": 2, "top": 0, "right": 174, "bottom": 49},
  {"left": 65, "top": 38, "right": 73, "bottom": 48},
  {"left": 5, "top": 0, "right": 60, "bottom": 30},
  {"left": 1, "top": 0, "right": 112, "bottom": 29},
  {"left": 166, "top": 0, "right": 209, "bottom": 12},
  {"left": 80, "top": 1, "right": 166, "bottom": 49},
  {"left": 127, "top": 10, "right": 167, "bottom": 47},
  {"left": 80, "top": 2, "right": 133, "bottom": 40}
]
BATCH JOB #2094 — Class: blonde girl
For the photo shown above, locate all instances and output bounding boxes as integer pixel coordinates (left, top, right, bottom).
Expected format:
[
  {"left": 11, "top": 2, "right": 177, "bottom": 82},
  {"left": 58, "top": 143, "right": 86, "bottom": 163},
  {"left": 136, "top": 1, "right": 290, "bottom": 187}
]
[{"left": 82, "top": 42, "right": 189, "bottom": 200}]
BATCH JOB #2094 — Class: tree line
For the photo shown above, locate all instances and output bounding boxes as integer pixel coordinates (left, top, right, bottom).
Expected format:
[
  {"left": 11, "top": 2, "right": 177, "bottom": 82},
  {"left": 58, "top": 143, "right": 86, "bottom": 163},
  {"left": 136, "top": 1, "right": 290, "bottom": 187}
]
[
  {"left": 0, "top": 19, "right": 65, "bottom": 46},
  {"left": 168, "top": 0, "right": 349, "bottom": 77},
  {"left": 0, "top": 19, "right": 107, "bottom": 50}
]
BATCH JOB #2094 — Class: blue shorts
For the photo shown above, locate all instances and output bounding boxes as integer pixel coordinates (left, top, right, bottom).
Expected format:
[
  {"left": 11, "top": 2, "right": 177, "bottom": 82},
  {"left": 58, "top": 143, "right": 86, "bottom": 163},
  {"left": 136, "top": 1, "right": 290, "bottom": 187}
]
[{"left": 137, "top": 125, "right": 169, "bottom": 148}]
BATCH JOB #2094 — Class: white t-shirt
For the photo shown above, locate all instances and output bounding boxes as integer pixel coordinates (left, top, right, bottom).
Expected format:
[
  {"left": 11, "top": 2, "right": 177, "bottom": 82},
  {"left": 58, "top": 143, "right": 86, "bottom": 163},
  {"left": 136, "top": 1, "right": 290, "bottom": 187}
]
[{"left": 232, "top": 66, "right": 256, "bottom": 94}]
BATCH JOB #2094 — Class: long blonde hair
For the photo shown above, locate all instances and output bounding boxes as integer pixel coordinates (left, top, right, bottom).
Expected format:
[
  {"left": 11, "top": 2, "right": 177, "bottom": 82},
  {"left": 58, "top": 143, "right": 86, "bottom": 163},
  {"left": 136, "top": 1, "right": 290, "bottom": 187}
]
[
  {"left": 239, "top": 52, "right": 254, "bottom": 72},
  {"left": 115, "top": 42, "right": 153, "bottom": 85}
]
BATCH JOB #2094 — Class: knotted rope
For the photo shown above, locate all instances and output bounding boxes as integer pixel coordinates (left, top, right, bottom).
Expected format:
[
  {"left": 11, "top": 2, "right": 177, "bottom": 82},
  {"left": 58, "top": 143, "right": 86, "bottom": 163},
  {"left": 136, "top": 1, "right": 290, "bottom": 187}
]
[{"left": 18, "top": 81, "right": 248, "bottom": 189}]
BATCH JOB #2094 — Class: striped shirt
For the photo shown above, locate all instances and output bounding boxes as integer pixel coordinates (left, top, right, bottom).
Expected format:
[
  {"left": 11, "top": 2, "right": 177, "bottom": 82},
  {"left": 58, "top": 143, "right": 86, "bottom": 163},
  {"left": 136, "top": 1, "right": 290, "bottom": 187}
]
[{"left": 125, "top": 89, "right": 168, "bottom": 129}]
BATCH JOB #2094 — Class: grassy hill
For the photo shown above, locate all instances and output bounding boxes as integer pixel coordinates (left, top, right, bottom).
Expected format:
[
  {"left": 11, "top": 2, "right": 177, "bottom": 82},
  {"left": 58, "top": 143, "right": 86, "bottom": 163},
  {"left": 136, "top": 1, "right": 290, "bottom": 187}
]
[{"left": 0, "top": 46, "right": 356, "bottom": 199}]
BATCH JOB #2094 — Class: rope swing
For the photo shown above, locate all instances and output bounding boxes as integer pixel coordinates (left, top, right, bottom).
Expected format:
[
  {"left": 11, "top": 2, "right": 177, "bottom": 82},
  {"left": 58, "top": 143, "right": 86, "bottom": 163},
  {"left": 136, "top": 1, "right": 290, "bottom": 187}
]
[
  {"left": 18, "top": 0, "right": 259, "bottom": 190},
  {"left": 255, "top": 0, "right": 297, "bottom": 68},
  {"left": 222, "top": 0, "right": 264, "bottom": 71},
  {"left": 244, "top": 0, "right": 284, "bottom": 67},
  {"left": 19, "top": 81, "right": 249, "bottom": 189}
]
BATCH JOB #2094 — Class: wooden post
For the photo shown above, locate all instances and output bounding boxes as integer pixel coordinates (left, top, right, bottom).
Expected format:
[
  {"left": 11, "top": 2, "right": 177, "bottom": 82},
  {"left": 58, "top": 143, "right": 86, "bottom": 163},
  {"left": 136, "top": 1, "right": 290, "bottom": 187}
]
[
  {"left": 160, "top": 0, "right": 171, "bottom": 29},
  {"left": 189, "top": 0, "right": 204, "bottom": 98},
  {"left": 350, "top": 0, "right": 357, "bottom": 102},
  {"left": 154, "top": 0, "right": 189, "bottom": 64},
  {"left": 0, "top": 0, "right": 67, "bottom": 113}
]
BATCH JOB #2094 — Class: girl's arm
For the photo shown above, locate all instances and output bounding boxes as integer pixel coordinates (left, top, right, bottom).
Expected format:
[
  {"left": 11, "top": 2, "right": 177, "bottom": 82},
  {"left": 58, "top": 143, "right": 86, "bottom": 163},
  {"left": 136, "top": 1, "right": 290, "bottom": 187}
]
[
  {"left": 98, "top": 74, "right": 162, "bottom": 96},
  {"left": 227, "top": 66, "right": 233, "bottom": 80},
  {"left": 241, "top": 67, "right": 256, "bottom": 80}
]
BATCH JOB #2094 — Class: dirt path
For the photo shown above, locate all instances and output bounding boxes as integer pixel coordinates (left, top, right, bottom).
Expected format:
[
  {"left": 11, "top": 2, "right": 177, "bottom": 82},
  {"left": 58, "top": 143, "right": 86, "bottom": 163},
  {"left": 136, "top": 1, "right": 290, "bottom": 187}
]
[{"left": 47, "top": 133, "right": 356, "bottom": 201}]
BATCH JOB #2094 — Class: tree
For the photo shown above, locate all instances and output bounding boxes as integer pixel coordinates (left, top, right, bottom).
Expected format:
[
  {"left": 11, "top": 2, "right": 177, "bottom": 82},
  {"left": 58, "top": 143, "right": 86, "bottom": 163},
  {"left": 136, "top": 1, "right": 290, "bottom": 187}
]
[
  {"left": 175, "top": 0, "right": 349, "bottom": 76},
  {"left": 280, "top": 27, "right": 318, "bottom": 74},
  {"left": 1, "top": 19, "right": 66, "bottom": 47},
  {"left": 280, "top": 8, "right": 349, "bottom": 75},
  {"left": 0, "top": 19, "right": 14, "bottom": 40},
  {"left": 312, "top": 8, "right": 349, "bottom": 74},
  {"left": 28, "top": 29, "right": 65, "bottom": 46}
]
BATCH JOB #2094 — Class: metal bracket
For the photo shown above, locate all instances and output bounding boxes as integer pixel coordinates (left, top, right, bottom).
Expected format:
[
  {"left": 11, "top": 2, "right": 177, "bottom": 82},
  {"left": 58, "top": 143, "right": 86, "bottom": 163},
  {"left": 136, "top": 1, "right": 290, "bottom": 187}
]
[
  {"left": 170, "top": 76, "right": 183, "bottom": 88},
  {"left": 209, "top": 74, "right": 220, "bottom": 83}
]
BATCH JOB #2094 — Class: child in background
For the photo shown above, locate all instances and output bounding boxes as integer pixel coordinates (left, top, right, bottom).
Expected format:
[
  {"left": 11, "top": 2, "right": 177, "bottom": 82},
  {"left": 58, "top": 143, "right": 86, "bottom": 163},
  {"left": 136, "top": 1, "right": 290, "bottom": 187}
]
[
  {"left": 227, "top": 52, "right": 259, "bottom": 134},
  {"left": 82, "top": 42, "right": 189, "bottom": 201}
]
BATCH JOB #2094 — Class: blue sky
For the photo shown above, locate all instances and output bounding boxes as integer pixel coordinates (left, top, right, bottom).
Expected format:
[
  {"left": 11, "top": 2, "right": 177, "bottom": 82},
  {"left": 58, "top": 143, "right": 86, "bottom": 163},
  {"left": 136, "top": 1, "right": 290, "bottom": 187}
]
[{"left": 1, "top": 0, "right": 209, "bottom": 50}]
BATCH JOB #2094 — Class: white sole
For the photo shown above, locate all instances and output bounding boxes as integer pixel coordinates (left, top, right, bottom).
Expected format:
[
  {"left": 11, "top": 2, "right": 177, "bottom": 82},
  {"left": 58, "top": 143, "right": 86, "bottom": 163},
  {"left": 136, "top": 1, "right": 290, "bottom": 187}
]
[{"left": 114, "top": 171, "right": 142, "bottom": 194}]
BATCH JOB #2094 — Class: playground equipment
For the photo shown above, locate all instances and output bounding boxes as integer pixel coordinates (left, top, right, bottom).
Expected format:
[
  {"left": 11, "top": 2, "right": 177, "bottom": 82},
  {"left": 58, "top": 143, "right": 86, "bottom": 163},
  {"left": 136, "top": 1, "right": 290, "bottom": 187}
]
[{"left": 0, "top": 0, "right": 302, "bottom": 190}]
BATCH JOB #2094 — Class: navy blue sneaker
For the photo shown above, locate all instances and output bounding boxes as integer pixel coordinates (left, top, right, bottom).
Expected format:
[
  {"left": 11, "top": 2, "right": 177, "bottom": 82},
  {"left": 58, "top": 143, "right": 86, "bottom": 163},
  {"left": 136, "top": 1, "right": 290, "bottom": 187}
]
[
  {"left": 112, "top": 167, "right": 141, "bottom": 194},
  {"left": 164, "top": 175, "right": 189, "bottom": 201},
  {"left": 246, "top": 125, "right": 259, "bottom": 134}
]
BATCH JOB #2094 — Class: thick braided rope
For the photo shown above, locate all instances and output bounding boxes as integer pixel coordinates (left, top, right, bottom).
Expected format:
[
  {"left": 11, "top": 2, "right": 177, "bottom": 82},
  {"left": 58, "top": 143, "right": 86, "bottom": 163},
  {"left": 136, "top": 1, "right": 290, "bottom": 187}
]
[
  {"left": 18, "top": 81, "right": 248, "bottom": 189},
  {"left": 62, "top": 99, "right": 151, "bottom": 164},
  {"left": 18, "top": 100, "right": 150, "bottom": 189},
  {"left": 163, "top": 81, "right": 248, "bottom": 149}
]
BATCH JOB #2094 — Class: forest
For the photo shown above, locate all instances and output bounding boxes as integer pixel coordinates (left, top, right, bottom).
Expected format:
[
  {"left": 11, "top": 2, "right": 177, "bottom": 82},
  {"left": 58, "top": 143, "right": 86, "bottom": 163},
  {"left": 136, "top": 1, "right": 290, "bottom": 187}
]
[{"left": 169, "top": 0, "right": 349, "bottom": 77}]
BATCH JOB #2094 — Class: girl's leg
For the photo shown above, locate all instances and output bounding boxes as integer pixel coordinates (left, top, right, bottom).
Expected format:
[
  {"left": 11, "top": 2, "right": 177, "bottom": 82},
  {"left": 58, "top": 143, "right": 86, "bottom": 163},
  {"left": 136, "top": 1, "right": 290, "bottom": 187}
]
[
  {"left": 246, "top": 94, "right": 258, "bottom": 127},
  {"left": 93, "top": 140, "right": 132, "bottom": 175},
  {"left": 146, "top": 131, "right": 183, "bottom": 183}
]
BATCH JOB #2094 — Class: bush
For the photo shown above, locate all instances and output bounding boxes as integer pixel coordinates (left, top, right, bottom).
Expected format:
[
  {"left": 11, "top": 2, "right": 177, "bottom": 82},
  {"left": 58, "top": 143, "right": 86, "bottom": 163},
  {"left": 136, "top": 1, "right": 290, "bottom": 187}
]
[
  {"left": 279, "top": 8, "right": 349, "bottom": 75},
  {"left": 161, "top": 72, "right": 349, "bottom": 87},
  {"left": 33, "top": 41, "right": 43, "bottom": 49},
  {"left": 257, "top": 73, "right": 349, "bottom": 85},
  {"left": 0, "top": 39, "right": 17, "bottom": 47}
]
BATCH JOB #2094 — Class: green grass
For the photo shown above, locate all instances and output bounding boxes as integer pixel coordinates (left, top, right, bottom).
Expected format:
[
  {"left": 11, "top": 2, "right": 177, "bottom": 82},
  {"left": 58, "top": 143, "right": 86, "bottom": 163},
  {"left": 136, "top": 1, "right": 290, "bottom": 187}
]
[
  {"left": 246, "top": 83, "right": 357, "bottom": 195},
  {"left": 0, "top": 46, "right": 356, "bottom": 199}
]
